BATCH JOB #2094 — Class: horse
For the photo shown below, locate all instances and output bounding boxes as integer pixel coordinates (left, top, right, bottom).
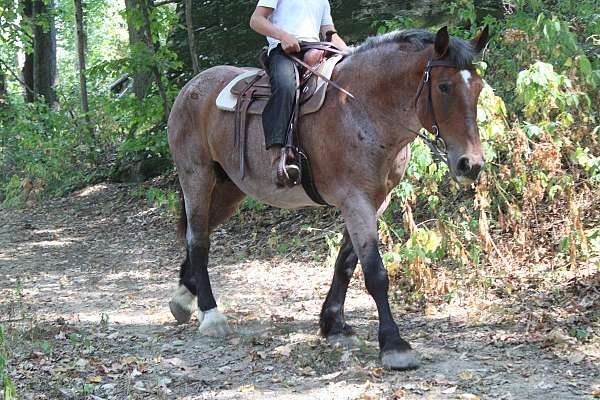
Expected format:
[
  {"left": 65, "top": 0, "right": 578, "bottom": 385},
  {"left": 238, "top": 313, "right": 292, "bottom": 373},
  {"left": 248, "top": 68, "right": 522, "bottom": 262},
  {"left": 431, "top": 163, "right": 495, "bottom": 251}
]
[{"left": 167, "top": 26, "right": 490, "bottom": 370}]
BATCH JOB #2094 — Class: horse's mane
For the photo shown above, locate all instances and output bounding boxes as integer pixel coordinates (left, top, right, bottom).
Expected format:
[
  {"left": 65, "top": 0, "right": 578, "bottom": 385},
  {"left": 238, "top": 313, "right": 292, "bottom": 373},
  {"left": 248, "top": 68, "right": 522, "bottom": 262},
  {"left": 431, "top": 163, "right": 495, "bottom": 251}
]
[{"left": 347, "top": 29, "right": 476, "bottom": 69}]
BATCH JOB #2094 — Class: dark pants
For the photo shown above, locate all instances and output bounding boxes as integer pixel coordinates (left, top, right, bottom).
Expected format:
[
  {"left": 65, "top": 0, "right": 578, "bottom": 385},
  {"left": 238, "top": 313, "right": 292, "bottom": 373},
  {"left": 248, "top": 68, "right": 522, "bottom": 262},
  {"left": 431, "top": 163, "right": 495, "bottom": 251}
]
[{"left": 262, "top": 46, "right": 297, "bottom": 150}]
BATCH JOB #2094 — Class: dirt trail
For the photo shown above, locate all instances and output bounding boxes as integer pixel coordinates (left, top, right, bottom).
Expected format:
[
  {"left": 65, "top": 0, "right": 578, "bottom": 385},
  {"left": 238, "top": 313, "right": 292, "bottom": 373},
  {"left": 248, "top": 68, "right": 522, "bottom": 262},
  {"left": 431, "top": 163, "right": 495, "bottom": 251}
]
[{"left": 0, "top": 183, "right": 598, "bottom": 399}]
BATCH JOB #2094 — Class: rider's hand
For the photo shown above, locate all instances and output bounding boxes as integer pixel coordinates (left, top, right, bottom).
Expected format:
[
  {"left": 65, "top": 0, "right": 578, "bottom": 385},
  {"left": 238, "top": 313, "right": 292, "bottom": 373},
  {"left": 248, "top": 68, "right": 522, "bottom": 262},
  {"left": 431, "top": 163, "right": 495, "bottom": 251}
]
[{"left": 281, "top": 33, "right": 301, "bottom": 54}]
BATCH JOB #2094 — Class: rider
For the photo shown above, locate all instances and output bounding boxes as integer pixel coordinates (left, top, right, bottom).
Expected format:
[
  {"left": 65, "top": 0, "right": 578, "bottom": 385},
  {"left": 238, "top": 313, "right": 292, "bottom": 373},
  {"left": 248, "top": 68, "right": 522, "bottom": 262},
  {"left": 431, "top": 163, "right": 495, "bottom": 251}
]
[{"left": 250, "top": 0, "right": 347, "bottom": 186}]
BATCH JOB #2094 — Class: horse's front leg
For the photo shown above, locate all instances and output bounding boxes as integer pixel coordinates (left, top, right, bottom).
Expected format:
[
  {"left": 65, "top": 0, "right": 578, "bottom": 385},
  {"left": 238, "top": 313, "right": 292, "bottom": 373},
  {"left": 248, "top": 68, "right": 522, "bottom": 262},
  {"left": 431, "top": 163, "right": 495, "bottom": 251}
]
[
  {"left": 319, "top": 228, "right": 359, "bottom": 344},
  {"left": 341, "top": 195, "right": 420, "bottom": 370}
]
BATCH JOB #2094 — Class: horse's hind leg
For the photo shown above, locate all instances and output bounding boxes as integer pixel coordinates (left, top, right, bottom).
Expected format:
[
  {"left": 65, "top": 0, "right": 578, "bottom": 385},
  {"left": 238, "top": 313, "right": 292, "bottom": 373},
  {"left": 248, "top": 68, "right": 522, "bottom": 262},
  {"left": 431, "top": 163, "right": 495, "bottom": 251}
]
[
  {"left": 319, "top": 229, "right": 359, "bottom": 344},
  {"left": 169, "top": 174, "right": 245, "bottom": 336}
]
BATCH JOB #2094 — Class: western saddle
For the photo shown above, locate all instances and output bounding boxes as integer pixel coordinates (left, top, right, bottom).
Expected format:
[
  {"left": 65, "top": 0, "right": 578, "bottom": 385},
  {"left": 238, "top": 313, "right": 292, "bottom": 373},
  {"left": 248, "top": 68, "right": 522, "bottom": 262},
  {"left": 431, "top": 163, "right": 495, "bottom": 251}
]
[{"left": 225, "top": 42, "right": 345, "bottom": 205}]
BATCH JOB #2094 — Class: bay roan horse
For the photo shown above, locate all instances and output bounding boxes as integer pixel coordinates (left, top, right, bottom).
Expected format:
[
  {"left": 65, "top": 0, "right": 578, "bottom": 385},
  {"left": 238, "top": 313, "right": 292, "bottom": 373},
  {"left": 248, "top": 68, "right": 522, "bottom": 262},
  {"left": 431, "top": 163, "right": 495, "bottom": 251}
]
[{"left": 167, "top": 27, "right": 490, "bottom": 370}]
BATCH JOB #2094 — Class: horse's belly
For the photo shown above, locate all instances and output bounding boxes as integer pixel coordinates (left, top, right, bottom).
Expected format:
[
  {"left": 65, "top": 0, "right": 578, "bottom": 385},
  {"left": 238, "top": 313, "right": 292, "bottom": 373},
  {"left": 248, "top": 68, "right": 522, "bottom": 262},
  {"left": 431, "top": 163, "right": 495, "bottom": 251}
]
[{"left": 226, "top": 173, "right": 320, "bottom": 209}]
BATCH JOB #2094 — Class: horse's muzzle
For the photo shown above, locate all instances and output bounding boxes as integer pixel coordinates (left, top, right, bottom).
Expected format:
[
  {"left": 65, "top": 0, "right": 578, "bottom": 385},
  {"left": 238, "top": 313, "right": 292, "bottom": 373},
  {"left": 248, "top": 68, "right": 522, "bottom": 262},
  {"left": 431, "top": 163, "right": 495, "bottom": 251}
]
[{"left": 454, "top": 154, "right": 485, "bottom": 184}]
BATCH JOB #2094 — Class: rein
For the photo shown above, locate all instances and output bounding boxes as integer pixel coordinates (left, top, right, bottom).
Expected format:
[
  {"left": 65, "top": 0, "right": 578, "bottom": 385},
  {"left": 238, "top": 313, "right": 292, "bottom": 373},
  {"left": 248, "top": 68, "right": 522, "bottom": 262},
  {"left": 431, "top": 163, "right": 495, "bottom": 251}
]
[
  {"left": 293, "top": 43, "right": 475, "bottom": 169},
  {"left": 288, "top": 42, "right": 354, "bottom": 99}
]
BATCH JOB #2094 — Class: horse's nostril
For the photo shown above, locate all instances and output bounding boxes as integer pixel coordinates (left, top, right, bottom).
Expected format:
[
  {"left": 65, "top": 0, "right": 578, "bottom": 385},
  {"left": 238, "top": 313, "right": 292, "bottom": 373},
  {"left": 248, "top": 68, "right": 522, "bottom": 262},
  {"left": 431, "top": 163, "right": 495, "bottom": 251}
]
[{"left": 457, "top": 157, "right": 471, "bottom": 174}]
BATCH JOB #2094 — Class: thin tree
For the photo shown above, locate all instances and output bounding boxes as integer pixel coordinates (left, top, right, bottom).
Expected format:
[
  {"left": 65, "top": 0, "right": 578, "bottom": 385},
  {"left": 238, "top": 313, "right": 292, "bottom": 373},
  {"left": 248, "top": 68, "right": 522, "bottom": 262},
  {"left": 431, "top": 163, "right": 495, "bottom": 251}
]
[
  {"left": 0, "top": 68, "right": 6, "bottom": 109},
  {"left": 32, "top": 0, "right": 58, "bottom": 105},
  {"left": 139, "top": 0, "right": 169, "bottom": 121},
  {"left": 124, "top": 0, "right": 152, "bottom": 99},
  {"left": 74, "top": 0, "right": 90, "bottom": 127},
  {"left": 185, "top": 0, "right": 200, "bottom": 75},
  {"left": 20, "top": 0, "right": 34, "bottom": 102}
]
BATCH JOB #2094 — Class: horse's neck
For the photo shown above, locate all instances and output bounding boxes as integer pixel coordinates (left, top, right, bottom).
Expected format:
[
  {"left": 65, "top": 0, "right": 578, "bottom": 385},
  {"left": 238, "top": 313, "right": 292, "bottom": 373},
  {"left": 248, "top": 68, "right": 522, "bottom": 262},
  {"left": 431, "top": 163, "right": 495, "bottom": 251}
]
[{"left": 335, "top": 48, "right": 427, "bottom": 150}]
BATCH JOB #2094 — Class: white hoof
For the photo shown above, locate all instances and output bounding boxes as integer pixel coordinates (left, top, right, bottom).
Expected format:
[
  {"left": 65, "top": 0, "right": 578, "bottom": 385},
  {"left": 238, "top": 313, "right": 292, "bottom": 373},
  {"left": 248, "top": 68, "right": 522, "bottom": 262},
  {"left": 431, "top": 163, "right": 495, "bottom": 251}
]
[
  {"left": 198, "top": 309, "right": 232, "bottom": 337},
  {"left": 381, "top": 350, "right": 421, "bottom": 370},
  {"left": 169, "top": 285, "right": 196, "bottom": 324}
]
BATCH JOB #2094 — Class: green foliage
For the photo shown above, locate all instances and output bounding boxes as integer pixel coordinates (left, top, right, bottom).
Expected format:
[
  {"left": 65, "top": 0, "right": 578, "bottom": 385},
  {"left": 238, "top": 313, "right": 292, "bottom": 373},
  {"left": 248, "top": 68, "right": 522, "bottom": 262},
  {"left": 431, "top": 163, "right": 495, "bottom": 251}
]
[
  {"left": 384, "top": 228, "right": 444, "bottom": 266},
  {"left": 145, "top": 187, "right": 178, "bottom": 215},
  {"left": 325, "top": 231, "right": 343, "bottom": 269},
  {"left": 377, "top": 0, "right": 600, "bottom": 297},
  {"left": 0, "top": 325, "right": 16, "bottom": 399},
  {"left": 517, "top": 62, "right": 578, "bottom": 120},
  {"left": 0, "top": 1, "right": 183, "bottom": 204},
  {"left": 0, "top": 101, "right": 105, "bottom": 206},
  {"left": 572, "top": 146, "right": 600, "bottom": 181}
]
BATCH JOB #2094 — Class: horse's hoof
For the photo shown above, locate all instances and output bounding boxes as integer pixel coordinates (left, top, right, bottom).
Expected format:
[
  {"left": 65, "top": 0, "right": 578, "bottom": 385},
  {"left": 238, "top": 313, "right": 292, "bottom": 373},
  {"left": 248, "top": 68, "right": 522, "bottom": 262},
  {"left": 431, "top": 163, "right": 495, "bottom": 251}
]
[
  {"left": 198, "top": 309, "right": 232, "bottom": 337},
  {"left": 380, "top": 349, "right": 421, "bottom": 370},
  {"left": 169, "top": 286, "right": 196, "bottom": 324},
  {"left": 169, "top": 299, "right": 195, "bottom": 324},
  {"left": 327, "top": 334, "right": 361, "bottom": 348}
]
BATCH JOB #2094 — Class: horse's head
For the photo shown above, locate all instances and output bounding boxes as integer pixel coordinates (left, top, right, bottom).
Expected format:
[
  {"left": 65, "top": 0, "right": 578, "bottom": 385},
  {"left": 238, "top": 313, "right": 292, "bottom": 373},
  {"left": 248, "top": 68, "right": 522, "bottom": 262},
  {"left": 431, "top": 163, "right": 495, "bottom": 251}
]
[{"left": 415, "top": 26, "right": 490, "bottom": 185}]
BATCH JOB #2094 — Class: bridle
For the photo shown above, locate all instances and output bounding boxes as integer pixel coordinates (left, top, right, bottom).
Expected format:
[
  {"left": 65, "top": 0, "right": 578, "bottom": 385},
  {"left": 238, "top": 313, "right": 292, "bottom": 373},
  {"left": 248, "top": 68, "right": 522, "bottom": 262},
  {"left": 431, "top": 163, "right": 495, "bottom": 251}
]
[{"left": 413, "top": 59, "right": 476, "bottom": 166}]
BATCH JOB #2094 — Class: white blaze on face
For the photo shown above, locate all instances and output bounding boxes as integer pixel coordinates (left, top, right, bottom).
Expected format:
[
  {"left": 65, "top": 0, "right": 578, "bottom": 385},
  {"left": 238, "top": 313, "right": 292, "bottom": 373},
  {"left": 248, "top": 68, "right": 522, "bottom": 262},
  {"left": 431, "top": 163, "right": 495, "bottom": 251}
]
[{"left": 460, "top": 70, "right": 472, "bottom": 87}]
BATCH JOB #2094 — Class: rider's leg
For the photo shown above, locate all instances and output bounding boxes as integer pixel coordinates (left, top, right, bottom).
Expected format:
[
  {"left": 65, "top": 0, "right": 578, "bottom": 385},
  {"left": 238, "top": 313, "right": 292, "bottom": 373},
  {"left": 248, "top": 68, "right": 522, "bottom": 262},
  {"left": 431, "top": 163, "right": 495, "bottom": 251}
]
[
  {"left": 263, "top": 46, "right": 296, "bottom": 150},
  {"left": 262, "top": 46, "right": 299, "bottom": 185}
]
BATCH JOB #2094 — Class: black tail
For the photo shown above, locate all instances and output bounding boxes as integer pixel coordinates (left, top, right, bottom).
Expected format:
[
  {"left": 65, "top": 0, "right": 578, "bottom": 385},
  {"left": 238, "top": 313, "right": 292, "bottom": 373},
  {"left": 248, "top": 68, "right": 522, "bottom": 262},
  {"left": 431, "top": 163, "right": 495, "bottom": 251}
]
[{"left": 177, "top": 185, "right": 187, "bottom": 243}]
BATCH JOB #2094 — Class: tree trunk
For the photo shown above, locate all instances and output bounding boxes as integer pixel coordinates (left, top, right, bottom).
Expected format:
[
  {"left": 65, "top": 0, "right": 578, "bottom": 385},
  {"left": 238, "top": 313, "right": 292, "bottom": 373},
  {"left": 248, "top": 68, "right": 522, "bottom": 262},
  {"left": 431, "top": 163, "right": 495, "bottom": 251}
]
[
  {"left": 21, "top": 0, "right": 35, "bottom": 103},
  {"left": 74, "top": 0, "right": 90, "bottom": 119},
  {"left": 0, "top": 68, "right": 6, "bottom": 108},
  {"left": 139, "top": 0, "right": 170, "bottom": 121},
  {"left": 32, "top": 0, "right": 57, "bottom": 105},
  {"left": 124, "top": 0, "right": 153, "bottom": 99},
  {"left": 185, "top": 0, "right": 200, "bottom": 75}
]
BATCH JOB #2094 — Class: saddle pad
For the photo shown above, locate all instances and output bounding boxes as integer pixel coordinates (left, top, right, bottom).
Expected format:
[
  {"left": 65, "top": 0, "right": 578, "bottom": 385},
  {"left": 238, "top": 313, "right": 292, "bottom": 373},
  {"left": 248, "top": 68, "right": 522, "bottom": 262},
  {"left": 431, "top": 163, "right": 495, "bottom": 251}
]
[{"left": 215, "top": 55, "right": 343, "bottom": 116}]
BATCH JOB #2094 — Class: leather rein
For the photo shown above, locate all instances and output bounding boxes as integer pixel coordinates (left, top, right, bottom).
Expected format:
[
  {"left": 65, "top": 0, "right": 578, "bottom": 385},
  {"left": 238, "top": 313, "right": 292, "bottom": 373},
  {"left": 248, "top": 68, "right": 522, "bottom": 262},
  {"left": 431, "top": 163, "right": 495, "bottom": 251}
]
[{"left": 292, "top": 43, "right": 476, "bottom": 168}]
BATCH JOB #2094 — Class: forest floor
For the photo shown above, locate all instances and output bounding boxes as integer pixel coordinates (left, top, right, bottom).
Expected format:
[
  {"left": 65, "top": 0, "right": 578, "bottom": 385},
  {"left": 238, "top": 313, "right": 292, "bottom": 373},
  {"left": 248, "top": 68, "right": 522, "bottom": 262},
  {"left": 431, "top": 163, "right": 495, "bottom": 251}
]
[{"left": 0, "top": 182, "right": 599, "bottom": 400}]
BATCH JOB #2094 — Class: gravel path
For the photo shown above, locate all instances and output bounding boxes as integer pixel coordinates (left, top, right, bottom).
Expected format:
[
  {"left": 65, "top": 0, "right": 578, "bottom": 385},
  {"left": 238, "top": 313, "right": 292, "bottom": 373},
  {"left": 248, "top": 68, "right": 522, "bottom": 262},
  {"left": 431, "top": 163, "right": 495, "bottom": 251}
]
[{"left": 0, "top": 183, "right": 598, "bottom": 399}]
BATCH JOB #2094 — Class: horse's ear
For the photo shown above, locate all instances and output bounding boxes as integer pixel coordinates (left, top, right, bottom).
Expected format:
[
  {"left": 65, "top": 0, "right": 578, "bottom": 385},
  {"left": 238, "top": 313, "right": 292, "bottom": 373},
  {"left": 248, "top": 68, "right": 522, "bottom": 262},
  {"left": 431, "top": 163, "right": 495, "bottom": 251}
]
[
  {"left": 434, "top": 26, "right": 450, "bottom": 57},
  {"left": 471, "top": 25, "right": 490, "bottom": 54}
]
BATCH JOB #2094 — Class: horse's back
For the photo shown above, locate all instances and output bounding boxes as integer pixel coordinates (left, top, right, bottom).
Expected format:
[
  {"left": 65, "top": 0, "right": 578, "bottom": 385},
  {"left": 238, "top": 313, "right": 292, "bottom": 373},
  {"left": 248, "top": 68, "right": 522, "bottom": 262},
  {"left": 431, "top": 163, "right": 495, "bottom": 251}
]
[
  {"left": 169, "top": 65, "right": 243, "bottom": 126},
  {"left": 168, "top": 66, "right": 244, "bottom": 163}
]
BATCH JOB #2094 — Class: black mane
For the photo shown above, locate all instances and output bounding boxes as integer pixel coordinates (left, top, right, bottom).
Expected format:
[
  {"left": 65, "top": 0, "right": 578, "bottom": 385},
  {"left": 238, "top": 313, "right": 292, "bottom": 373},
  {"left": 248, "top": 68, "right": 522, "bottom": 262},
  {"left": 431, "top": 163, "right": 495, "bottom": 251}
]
[{"left": 349, "top": 29, "right": 476, "bottom": 69}]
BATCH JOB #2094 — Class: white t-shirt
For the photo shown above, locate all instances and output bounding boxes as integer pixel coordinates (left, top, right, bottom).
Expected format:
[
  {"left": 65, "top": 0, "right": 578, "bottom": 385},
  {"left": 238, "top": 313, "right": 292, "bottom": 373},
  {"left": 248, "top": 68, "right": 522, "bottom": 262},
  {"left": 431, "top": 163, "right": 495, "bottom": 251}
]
[{"left": 256, "top": 0, "right": 333, "bottom": 52}]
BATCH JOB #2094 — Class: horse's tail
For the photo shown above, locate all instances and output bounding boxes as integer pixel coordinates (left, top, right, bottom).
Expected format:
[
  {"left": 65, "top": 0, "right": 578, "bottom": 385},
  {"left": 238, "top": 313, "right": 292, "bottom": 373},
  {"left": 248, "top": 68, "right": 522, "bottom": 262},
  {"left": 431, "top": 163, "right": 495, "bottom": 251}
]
[{"left": 177, "top": 184, "right": 187, "bottom": 243}]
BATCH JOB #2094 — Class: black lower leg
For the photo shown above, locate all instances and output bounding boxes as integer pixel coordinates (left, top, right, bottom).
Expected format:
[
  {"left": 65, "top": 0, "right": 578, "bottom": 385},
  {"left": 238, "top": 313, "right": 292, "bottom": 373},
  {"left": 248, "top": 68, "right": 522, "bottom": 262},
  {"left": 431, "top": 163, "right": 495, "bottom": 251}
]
[
  {"left": 320, "top": 230, "right": 358, "bottom": 337},
  {"left": 189, "top": 239, "right": 217, "bottom": 312},
  {"left": 178, "top": 250, "right": 197, "bottom": 294},
  {"left": 361, "top": 243, "right": 412, "bottom": 353}
]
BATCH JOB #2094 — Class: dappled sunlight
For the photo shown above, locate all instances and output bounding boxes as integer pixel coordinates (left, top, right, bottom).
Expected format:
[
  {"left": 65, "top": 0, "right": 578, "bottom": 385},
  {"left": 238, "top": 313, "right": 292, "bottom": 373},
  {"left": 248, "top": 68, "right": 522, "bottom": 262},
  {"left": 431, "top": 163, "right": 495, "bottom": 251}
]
[
  {"left": 26, "top": 238, "right": 78, "bottom": 248},
  {"left": 31, "top": 228, "right": 65, "bottom": 235},
  {"left": 2, "top": 179, "right": 598, "bottom": 398},
  {"left": 1, "top": 0, "right": 598, "bottom": 394},
  {"left": 77, "top": 184, "right": 109, "bottom": 198},
  {"left": 75, "top": 310, "right": 165, "bottom": 326},
  {"left": 0, "top": 253, "right": 16, "bottom": 262},
  {"left": 131, "top": 207, "right": 161, "bottom": 219}
]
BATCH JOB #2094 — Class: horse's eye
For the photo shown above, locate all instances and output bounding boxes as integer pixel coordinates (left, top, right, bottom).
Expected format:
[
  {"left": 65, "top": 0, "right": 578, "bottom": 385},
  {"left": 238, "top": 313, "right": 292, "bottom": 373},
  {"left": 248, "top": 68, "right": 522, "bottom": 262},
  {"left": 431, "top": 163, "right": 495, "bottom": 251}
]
[{"left": 438, "top": 83, "right": 451, "bottom": 94}]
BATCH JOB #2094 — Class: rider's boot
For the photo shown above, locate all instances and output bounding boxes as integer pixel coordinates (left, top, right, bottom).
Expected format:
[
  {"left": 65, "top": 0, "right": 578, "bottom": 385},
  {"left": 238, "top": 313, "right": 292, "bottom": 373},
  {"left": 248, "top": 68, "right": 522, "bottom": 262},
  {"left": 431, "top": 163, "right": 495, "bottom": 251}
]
[{"left": 271, "top": 145, "right": 300, "bottom": 187}]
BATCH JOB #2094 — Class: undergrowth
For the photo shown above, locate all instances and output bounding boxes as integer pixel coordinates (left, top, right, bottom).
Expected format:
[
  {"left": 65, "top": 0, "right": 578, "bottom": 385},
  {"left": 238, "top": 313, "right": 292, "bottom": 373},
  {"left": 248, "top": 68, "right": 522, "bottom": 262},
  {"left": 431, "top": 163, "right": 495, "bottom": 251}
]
[{"left": 377, "top": 0, "right": 599, "bottom": 302}]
